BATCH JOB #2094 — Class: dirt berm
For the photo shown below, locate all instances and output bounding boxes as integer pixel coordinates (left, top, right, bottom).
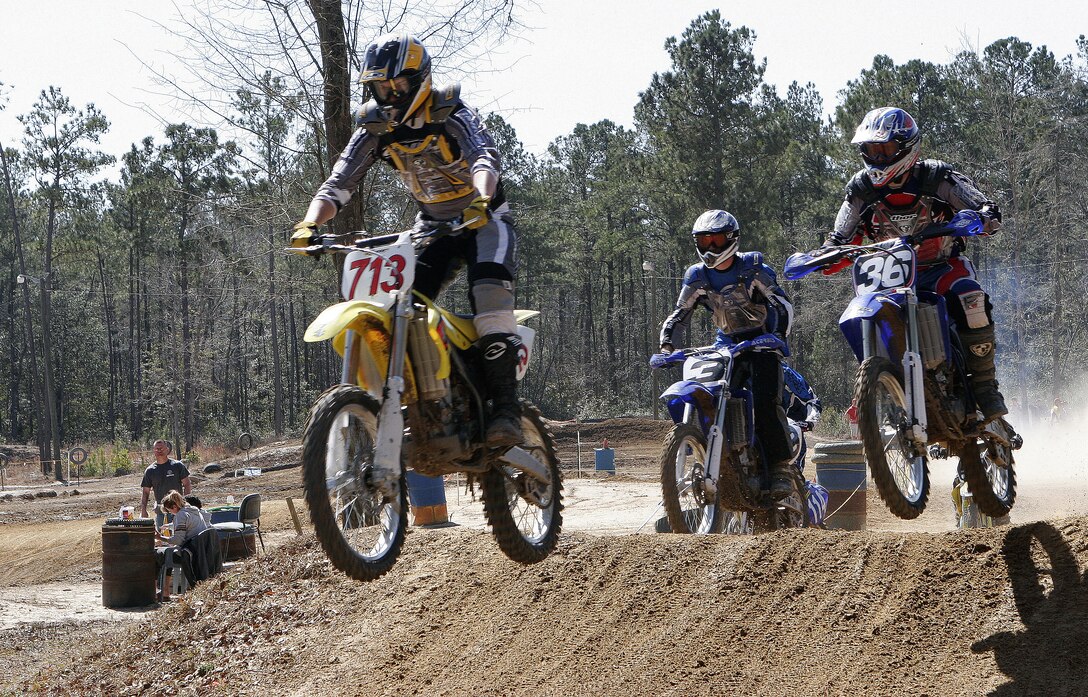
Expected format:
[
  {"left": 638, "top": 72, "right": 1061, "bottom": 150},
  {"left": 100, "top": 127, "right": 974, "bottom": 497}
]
[{"left": 8, "top": 517, "right": 1087, "bottom": 696}]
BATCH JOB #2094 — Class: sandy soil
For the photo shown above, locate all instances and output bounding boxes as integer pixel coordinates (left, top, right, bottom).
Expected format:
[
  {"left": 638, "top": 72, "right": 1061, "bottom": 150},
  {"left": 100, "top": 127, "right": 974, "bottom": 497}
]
[{"left": 2, "top": 414, "right": 1087, "bottom": 695}]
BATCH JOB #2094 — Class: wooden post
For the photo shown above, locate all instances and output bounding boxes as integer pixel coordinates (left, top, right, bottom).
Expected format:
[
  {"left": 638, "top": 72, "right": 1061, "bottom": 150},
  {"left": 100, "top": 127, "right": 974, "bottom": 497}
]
[{"left": 285, "top": 497, "right": 303, "bottom": 535}]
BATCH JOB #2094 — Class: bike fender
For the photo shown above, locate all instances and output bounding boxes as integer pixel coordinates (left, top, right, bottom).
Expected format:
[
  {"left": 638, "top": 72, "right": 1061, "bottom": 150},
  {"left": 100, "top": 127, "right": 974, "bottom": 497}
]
[
  {"left": 304, "top": 300, "right": 391, "bottom": 343},
  {"left": 838, "top": 293, "right": 905, "bottom": 362},
  {"left": 438, "top": 307, "right": 542, "bottom": 350},
  {"left": 662, "top": 380, "right": 717, "bottom": 425}
]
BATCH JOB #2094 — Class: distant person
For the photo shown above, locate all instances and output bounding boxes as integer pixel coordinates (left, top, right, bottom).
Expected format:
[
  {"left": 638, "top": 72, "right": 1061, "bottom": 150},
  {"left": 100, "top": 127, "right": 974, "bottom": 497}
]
[
  {"left": 155, "top": 490, "right": 216, "bottom": 600},
  {"left": 140, "top": 440, "right": 191, "bottom": 526},
  {"left": 185, "top": 495, "right": 213, "bottom": 526},
  {"left": 1050, "top": 397, "right": 1065, "bottom": 424}
]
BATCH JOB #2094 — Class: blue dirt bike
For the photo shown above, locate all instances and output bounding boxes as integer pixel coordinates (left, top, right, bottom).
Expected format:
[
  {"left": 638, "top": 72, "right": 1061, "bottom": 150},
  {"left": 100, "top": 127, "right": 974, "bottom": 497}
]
[
  {"left": 784, "top": 210, "right": 1021, "bottom": 521},
  {"left": 650, "top": 335, "right": 809, "bottom": 534}
]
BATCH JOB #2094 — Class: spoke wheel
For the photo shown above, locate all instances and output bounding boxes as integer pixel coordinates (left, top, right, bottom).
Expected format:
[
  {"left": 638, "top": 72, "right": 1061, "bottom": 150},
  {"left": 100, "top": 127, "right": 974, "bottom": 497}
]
[
  {"left": 302, "top": 385, "right": 407, "bottom": 581},
  {"left": 660, "top": 423, "right": 724, "bottom": 534},
  {"left": 481, "top": 402, "right": 563, "bottom": 564},
  {"left": 856, "top": 356, "right": 929, "bottom": 519},
  {"left": 957, "top": 420, "right": 1016, "bottom": 518},
  {"left": 723, "top": 510, "right": 754, "bottom": 535}
]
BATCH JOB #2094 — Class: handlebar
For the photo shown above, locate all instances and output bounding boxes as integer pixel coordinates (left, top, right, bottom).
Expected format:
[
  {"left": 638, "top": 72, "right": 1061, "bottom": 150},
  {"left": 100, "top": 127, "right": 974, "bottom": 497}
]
[
  {"left": 648, "top": 334, "right": 786, "bottom": 369},
  {"left": 286, "top": 219, "right": 472, "bottom": 256},
  {"left": 784, "top": 210, "right": 987, "bottom": 280}
]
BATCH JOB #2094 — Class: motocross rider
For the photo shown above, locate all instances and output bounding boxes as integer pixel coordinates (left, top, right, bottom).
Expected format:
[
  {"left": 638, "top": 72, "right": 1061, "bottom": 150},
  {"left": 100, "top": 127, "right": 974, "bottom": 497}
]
[
  {"left": 293, "top": 34, "right": 524, "bottom": 448},
  {"left": 826, "top": 106, "right": 1007, "bottom": 422},
  {"left": 658, "top": 210, "right": 797, "bottom": 498}
]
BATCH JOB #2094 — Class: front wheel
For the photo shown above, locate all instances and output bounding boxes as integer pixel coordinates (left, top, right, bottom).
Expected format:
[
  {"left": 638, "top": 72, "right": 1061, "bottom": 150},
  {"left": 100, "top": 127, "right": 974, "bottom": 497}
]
[
  {"left": 302, "top": 384, "right": 408, "bottom": 582},
  {"left": 957, "top": 420, "right": 1017, "bottom": 518},
  {"left": 481, "top": 402, "right": 563, "bottom": 563},
  {"left": 855, "top": 356, "right": 929, "bottom": 519},
  {"left": 660, "top": 423, "right": 724, "bottom": 534}
]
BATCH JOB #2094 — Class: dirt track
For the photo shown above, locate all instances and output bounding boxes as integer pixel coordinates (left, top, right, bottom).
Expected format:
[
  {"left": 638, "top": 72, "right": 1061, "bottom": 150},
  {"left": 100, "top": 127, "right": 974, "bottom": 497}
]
[{"left": 2, "top": 415, "right": 1087, "bottom": 695}]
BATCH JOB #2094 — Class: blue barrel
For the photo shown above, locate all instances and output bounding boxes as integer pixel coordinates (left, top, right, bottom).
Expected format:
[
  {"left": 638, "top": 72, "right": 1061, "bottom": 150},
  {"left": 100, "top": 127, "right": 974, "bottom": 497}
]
[
  {"left": 814, "top": 444, "right": 866, "bottom": 531},
  {"left": 406, "top": 471, "right": 448, "bottom": 525},
  {"left": 594, "top": 448, "right": 615, "bottom": 472}
]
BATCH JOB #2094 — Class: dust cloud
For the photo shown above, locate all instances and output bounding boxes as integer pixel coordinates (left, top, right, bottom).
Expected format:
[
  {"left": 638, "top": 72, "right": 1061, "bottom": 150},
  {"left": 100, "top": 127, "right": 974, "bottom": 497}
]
[{"left": 1005, "top": 375, "right": 1088, "bottom": 521}]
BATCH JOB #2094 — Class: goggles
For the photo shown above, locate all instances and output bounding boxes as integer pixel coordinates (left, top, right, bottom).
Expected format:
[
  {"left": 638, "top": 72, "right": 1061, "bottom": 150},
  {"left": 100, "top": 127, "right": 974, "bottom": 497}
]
[
  {"left": 693, "top": 230, "right": 737, "bottom": 253},
  {"left": 370, "top": 77, "right": 411, "bottom": 103},
  {"left": 859, "top": 140, "right": 903, "bottom": 166}
]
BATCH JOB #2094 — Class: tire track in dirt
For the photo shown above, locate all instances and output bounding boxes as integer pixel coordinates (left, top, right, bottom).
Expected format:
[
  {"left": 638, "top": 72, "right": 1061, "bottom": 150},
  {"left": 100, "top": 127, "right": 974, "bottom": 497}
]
[{"left": 10, "top": 518, "right": 1088, "bottom": 696}]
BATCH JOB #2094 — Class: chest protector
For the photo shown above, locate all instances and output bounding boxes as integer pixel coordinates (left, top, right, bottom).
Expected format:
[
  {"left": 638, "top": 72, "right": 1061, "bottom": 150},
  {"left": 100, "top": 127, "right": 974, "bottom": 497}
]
[
  {"left": 697, "top": 254, "right": 769, "bottom": 337},
  {"left": 850, "top": 160, "right": 956, "bottom": 264},
  {"left": 356, "top": 85, "right": 476, "bottom": 205}
]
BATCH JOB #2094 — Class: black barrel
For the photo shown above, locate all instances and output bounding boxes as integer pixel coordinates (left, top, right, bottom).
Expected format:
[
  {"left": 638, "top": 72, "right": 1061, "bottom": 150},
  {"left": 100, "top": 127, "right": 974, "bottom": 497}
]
[{"left": 102, "top": 520, "right": 157, "bottom": 608}]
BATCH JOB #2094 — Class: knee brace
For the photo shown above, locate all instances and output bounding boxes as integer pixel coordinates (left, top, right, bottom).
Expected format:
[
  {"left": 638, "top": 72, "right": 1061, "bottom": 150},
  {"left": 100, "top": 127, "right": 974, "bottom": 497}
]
[
  {"left": 957, "top": 290, "right": 992, "bottom": 329},
  {"left": 471, "top": 278, "right": 516, "bottom": 336}
]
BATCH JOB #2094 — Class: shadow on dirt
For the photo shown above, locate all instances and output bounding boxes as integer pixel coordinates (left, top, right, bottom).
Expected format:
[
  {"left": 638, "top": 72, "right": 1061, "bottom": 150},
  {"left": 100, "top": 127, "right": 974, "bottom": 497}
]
[{"left": 973, "top": 522, "right": 1088, "bottom": 696}]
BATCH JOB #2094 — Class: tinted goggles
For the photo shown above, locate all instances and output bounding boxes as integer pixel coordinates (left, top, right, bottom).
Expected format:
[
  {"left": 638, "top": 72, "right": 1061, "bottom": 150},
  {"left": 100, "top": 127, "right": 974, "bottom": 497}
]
[
  {"left": 859, "top": 140, "right": 902, "bottom": 166},
  {"left": 693, "top": 230, "right": 737, "bottom": 253}
]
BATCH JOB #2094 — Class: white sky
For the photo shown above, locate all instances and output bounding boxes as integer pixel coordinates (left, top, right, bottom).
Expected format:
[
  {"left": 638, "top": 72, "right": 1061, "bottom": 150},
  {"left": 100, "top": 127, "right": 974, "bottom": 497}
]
[{"left": 1, "top": 0, "right": 1086, "bottom": 162}]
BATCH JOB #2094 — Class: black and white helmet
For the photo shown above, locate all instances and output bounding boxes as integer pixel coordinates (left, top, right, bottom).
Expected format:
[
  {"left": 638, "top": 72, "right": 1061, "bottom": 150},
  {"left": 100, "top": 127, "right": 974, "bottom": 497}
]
[{"left": 691, "top": 210, "right": 740, "bottom": 266}]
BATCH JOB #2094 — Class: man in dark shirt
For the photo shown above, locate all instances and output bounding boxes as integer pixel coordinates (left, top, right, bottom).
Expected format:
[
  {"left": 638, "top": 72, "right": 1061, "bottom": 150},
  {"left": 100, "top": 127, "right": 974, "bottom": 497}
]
[{"left": 140, "top": 440, "right": 191, "bottom": 524}]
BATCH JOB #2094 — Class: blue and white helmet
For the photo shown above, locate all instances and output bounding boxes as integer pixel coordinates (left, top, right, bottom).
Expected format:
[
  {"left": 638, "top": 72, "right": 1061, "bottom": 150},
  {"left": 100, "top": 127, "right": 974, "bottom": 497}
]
[
  {"left": 851, "top": 107, "right": 921, "bottom": 186},
  {"left": 691, "top": 209, "right": 740, "bottom": 267}
]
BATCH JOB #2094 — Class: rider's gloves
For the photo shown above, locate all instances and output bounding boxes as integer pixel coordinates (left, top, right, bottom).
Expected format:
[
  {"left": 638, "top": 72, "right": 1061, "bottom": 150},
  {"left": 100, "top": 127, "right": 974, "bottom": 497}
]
[
  {"left": 462, "top": 195, "right": 492, "bottom": 230},
  {"left": 649, "top": 345, "right": 673, "bottom": 369},
  {"left": 798, "top": 421, "right": 814, "bottom": 432},
  {"left": 978, "top": 204, "right": 1002, "bottom": 235},
  {"left": 291, "top": 221, "right": 319, "bottom": 248}
]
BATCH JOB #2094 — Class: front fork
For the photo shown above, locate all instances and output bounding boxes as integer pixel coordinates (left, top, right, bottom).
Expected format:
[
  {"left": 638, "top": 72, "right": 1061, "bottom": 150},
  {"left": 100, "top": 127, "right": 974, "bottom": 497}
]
[
  {"left": 862, "top": 290, "right": 927, "bottom": 448},
  {"left": 701, "top": 392, "right": 730, "bottom": 500},
  {"left": 367, "top": 290, "right": 413, "bottom": 496}
]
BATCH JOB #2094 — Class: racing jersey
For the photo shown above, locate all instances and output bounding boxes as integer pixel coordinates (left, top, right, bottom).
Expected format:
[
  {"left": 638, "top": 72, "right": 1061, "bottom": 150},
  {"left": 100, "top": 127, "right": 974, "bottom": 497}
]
[
  {"left": 830, "top": 159, "right": 1000, "bottom": 265},
  {"left": 314, "top": 85, "right": 503, "bottom": 220},
  {"left": 660, "top": 251, "right": 793, "bottom": 349}
]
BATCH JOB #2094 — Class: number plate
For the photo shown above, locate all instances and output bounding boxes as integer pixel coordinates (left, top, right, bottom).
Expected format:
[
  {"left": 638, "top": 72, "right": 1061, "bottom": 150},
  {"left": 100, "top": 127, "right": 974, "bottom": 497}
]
[
  {"left": 683, "top": 353, "right": 726, "bottom": 383},
  {"left": 341, "top": 235, "right": 415, "bottom": 308},
  {"left": 851, "top": 244, "right": 916, "bottom": 294}
]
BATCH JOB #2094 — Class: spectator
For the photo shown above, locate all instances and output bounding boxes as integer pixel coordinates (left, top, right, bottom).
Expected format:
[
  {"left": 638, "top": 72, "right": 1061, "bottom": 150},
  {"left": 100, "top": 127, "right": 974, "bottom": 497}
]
[
  {"left": 140, "top": 440, "right": 191, "bottom": 525},
  {"left": 185, "top": 495, "right": 213, "bottom": 526},
  {"left": 155, "top": 490, "right": 216, "bottom": 600}
]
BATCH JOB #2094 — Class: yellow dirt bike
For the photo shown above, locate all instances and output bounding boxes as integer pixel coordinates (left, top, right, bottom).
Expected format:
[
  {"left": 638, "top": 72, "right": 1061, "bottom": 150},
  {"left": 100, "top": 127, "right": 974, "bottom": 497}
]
[{"left": 292, "top": 221, "right": 563, "bottom": 581}]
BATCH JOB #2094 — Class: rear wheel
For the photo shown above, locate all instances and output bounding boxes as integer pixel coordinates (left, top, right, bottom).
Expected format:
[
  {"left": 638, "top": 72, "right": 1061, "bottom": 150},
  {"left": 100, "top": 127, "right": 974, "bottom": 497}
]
[
  {"left": 660, "top": 423, "right": 724, "bottom": 534},
  {"left": 957, "top": 420, "right": 1016, "bottom": 518},
  {"left": 482, "top": 402, "right": 563, "bottom": 563},
  {"left": 722, "top": 510, "right": 754, "bottom": 535},
  {"left": 753, "top": 472, "right": 807, "bottom": 532},
  {"left": 855, "top": 357, "right": 929, "bottom": 519},
  {"left": 302, "top": 385, "right": 407, "bottom": 582}
]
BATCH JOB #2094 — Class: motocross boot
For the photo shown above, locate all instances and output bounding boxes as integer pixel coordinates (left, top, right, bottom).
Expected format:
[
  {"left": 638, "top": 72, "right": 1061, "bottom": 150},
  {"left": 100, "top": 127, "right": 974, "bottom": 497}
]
[
  {"left": 477, "top": 333, "right": 524, "bottom": 448},
  {"left": 770, "top": 460, "right": 796, "bottom": 500},
  {"left": 959, "top": 324, "right": 1008, "bottom": 424}
]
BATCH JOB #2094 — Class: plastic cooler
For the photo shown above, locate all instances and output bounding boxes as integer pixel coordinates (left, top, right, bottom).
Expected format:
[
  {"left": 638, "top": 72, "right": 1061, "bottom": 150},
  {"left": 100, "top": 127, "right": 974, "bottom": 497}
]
[{"left": 405, "top": 470, "right": 448, "bottom": 525}]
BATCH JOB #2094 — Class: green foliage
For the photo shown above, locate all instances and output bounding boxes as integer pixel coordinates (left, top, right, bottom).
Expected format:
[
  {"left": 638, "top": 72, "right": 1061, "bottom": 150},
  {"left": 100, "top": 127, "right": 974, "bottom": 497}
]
[
  {"left": 83, "top": 442, "right": 136, "bottom": 478},
  {"left": 2, "top": 18, "right": 1088, "bottom": 443}
]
